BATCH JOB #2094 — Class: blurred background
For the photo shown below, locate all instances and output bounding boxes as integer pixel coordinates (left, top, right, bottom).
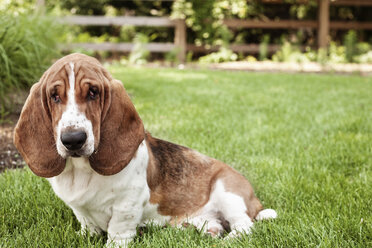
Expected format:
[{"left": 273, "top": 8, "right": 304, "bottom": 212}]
[{"left": 1, "top": 0, "right": 372, "bottom": 117}]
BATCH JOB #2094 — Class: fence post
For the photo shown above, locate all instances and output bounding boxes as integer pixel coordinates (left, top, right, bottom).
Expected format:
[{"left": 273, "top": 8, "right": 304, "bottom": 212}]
[
  {"left": 174, "top": 19, "right": 186, "bottom": 63},
  {"left": 318, "top": 0, "right": 330, "bottom": 49}
]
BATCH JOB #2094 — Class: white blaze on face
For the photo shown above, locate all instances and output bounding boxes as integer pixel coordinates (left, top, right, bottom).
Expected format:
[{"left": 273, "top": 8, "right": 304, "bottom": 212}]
[
  {"left": 56, "top": 62, "right": 95, "bottom": 158},
  {"left": 68, "top": 62, "right": 76, "bottom": 107}
]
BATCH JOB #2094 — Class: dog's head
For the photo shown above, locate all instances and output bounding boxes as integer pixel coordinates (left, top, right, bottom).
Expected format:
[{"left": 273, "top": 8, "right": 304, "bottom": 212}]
[{"left": 14, "top": 53, "right": 144, "bottom": 177}]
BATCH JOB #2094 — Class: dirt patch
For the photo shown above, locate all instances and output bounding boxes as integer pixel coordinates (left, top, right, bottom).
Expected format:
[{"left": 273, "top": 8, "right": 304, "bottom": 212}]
[{"left": 0, "top": 114, "right": 25, "bottom": 173}]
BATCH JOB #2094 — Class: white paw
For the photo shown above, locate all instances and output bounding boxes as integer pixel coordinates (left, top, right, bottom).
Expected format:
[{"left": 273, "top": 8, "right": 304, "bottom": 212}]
[
  {"left": 206, "top": 226, "right": 223, "bottom": 237},
  {"left": 224, "top": 219, "right": 253, "bottom": 239},
  {"left": 255, "top": 209, "right": 277, "bottom": 221},
  {"left": 224, "top": 229, "right": 251, "bottom": 239}
]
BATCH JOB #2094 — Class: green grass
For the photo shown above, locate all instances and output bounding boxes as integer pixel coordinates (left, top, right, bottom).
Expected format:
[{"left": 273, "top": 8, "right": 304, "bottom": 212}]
[
  {"left": 0, "top": 14, "right": 62, "bottom": 118},
  {"left": 1, "top": 67, "right": 371, "bottom": 247}
]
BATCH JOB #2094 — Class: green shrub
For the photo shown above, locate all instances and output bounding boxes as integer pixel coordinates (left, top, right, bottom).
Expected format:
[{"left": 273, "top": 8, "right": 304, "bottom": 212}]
[
  {"left": 356, "top": 42, "right": 371, "bottom": 55},
  {"left": 198, "top": 47, "right": 237, "bottom": 63},
  {"left": 353, "top": 42, "right": 371, "bottom": 63},
  {"left": 328, "top": 41, "right": 347, "bottom": 64},
  {"left": 0, "top": 14, "right": 63, "bottom": 117},
  {"left": 129, "top": 33, "right": 150, "bottom": 65},
  {"left": 0, "top": 0, "right": 36, "bottom": 15},
  {"left": 272, "top": 41, "right": 311, "bottom": 63},
  {"left": 259, "top": 34, "right": 270, "bottom": 61},
  {"left": 355, "top": 51, "right": 372, "bottom": 64},
  {"left": 120, "top": 26, "right": 137, "bottom": 42},
  {"left": 165, "top": 47, "right": 181, "bottom": 65},
  {"left": 271, "top": 40, "right": 371, "bottom": 65},
  {"left": 343, "top": 30, "right": 358, "bottom": 63},
  {"left": 272, "top": 41, "right": 292, "bottom": 62}
]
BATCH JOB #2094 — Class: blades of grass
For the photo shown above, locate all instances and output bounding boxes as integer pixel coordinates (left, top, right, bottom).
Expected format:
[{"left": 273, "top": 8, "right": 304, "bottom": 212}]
[{"left": 0, "top": 13, "right": 63, "bottom": 118}]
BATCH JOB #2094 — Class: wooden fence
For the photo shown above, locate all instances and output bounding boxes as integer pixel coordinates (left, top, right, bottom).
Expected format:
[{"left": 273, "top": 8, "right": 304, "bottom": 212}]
[
  {"left": 37, "top": 0, "right": 372, "bottom": 63},
  {"left": 60, "top": 16, "right": 186, "bottom": 62}
]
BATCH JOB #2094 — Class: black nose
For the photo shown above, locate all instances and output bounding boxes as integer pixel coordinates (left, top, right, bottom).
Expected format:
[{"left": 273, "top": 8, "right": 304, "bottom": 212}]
[{"left": 61, "top": 131, "right": 87, "bottom": 150}]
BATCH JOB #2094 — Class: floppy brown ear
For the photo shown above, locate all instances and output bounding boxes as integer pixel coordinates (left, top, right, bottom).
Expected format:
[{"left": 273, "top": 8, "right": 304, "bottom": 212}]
[
  {"left": 89, "top": 80, "right": 145, "bottom": 175},
  {"left": 13, "top": 82, "right": 65, "bottom": 177}
]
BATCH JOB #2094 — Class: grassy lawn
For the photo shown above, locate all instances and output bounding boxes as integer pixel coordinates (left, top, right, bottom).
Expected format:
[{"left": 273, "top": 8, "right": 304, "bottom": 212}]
[{"left": 1, "top": 67, "right": 371, "bottom": 247}]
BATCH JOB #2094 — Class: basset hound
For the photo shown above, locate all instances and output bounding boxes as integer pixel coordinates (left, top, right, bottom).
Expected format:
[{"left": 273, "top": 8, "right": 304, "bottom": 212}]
[{"left": 14, "top": 53, "right": 276, "bottom": 247}]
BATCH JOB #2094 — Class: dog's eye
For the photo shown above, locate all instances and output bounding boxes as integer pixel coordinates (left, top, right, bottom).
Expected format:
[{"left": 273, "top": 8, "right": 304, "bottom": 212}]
[
  {"left": 51, "top": 93, "right": 61, "bottom": 103},
  {"left": 88, "top": 87, "right": 99, "bottom": 101}
]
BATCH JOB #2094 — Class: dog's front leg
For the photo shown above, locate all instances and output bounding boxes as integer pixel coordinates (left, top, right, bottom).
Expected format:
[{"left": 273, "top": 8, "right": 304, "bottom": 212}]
[
  {"left": 106, "top": 189, "right": 149, "bottom": 248},
  {"left": 106, "top": 207, "right": 142, "bottom": 247},
  {"left": 72, "top": 207, "right": 103, "bottom": 236}
]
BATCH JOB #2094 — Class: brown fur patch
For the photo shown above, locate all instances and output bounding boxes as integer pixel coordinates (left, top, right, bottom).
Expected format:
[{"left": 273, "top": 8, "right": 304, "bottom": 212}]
[
  {"left": 145, "top": 132, "right": 263, "bottom": 221},
  {"left": 146, "top": 133, "right": 221, "bottom": 218}
]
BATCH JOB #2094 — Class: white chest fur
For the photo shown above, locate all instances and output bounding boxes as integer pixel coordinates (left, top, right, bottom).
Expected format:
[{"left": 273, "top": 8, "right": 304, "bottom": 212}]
[{"left": 47, "top": 140, "right": 169, "bottom": 237}]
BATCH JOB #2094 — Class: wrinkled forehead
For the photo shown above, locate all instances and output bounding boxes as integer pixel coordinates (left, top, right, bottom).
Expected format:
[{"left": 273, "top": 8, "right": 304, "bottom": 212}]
[{"left": 42, "top": 54, "right": 109, "bottom": 86}]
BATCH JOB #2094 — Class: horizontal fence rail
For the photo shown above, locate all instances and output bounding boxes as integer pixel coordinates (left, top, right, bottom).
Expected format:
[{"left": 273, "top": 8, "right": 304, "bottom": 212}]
[
  {"left": 64, "top": 42, "right": 176, "bottom": 52},
  {"left": 331, "top": 0, "right": 372, "bottom": 6},
  {"left": 187, "top": 44, "right": 307, "bottom": 54},
  {"left": 224, "top": 19, "right": 372, "bottom": 30},
  {"left": 59, "top": 16, "right": 177, "bottom": 27},
  {"left": 224, "top": 19, "right": 318, "bottom": 29},
  {"left": 262, "top": 0, "right": 372, "bottom": 5},
  {"left": 63, "top": 43, "right": 305, "bottom": 54}
]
